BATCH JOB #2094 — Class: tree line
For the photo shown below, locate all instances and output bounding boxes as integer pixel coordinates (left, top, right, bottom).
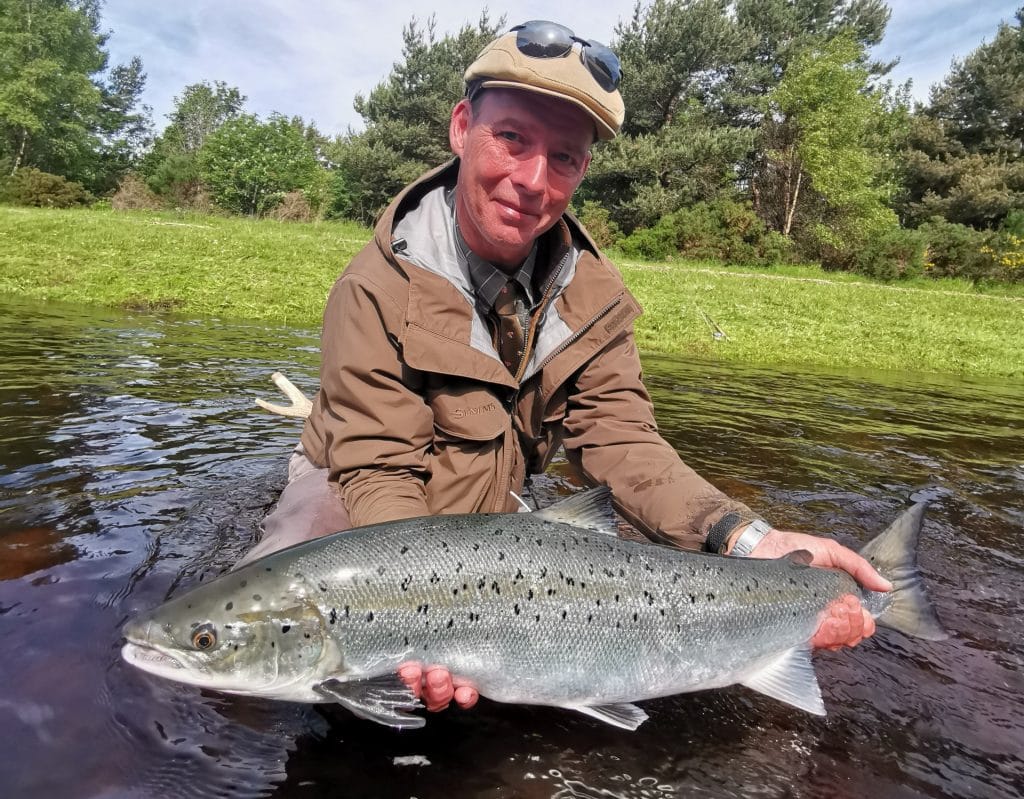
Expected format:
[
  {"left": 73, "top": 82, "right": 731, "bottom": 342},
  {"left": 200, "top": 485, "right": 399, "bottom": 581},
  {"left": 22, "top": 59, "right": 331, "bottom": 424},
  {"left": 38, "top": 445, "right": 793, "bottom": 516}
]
[{"left": 2, "top": 1, "right": 1022, "bottom": 282}]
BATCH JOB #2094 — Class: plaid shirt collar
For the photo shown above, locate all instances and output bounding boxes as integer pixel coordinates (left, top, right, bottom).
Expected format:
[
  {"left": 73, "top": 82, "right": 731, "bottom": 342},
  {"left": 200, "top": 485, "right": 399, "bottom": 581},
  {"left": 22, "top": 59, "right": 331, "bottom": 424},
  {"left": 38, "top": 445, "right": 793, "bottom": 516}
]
[{"left": 447, "top": 189, "right": 538, "bottom": 310}]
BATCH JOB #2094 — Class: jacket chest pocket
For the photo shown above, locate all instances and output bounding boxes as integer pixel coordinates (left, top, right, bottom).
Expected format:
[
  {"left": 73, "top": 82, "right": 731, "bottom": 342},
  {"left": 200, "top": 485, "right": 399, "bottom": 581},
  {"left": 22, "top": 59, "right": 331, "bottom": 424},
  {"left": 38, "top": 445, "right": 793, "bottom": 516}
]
[{"left": 428, "top": 382, "right": 507, "bottom": 442}]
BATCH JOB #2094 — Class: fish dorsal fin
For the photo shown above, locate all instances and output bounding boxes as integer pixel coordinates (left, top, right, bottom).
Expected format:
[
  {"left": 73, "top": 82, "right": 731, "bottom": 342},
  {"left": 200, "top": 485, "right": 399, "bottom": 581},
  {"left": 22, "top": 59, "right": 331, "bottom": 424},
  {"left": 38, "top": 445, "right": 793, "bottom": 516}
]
[
  {"left": 784, "top": 549, "right": 814, "bottom": 567},
  {"left": 314, "top": 675, "right": 425, "bottom": 729},
  {"left": 572, "top": 702, "right": 649, "bottom": 730},
  {"left": 535, "top": 487, "right": 618, "bottom": 535},
  {"left": 740, "top": 645, "right": 825, "bottom": 716}
]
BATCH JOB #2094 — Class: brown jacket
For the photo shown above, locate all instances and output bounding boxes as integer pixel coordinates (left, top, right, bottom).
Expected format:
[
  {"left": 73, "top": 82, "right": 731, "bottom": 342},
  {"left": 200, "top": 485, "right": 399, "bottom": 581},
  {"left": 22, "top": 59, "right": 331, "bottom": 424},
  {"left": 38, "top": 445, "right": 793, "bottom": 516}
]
[{"left": 300, "top": 161, "right": 757, "bottom": 550}]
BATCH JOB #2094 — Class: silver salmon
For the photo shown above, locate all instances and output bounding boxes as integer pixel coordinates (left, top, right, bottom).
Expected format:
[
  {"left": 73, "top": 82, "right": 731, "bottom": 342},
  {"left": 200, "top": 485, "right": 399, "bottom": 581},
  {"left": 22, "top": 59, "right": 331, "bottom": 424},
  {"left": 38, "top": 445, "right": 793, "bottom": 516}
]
[{"left": 121, "top": 489, "right": 945, "bottom": 730}]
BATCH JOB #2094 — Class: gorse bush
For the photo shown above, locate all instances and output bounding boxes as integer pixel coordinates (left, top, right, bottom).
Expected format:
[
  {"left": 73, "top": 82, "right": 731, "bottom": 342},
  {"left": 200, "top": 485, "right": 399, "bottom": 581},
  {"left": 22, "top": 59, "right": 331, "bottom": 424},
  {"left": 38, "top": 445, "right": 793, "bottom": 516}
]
[
  {"left": 619, "top": 199, "right": 792, "bottom": 266},
  {"left": 854, "top": 226, "right": 926, "bottom": 280},
  {"left": 0, "top": 169, "right": 93, "bottom": 208},
  {"left": 575, "top": 200, "right": 622, "bottom": 250}
]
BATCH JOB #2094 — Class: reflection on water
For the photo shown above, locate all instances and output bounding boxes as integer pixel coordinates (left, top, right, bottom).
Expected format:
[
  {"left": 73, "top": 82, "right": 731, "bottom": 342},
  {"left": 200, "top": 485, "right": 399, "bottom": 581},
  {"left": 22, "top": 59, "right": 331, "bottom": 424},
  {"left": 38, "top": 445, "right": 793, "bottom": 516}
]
[{"left": 0, "top": 294, "right": 1021, "bottom": 798}]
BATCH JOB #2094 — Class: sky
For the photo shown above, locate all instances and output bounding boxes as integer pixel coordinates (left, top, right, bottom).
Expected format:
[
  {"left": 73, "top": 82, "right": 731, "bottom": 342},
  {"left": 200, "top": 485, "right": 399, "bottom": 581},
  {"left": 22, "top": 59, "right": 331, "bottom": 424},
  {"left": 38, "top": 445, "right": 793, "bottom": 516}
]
[{"left": 100, "top": 0, "right": 1018, "bottom": 138}]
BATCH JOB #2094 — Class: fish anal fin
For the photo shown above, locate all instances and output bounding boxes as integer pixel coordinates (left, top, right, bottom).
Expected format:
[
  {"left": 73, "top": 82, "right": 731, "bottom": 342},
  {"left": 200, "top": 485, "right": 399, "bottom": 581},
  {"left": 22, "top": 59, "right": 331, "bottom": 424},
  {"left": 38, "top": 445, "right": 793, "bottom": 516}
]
[
  {"left": 314, "top": 675, "right": 425, "bottom": 729},
  {"left": 572, "top": 702, "right": 649, "bottom": 730},
  {"left": 740, "top": 645, "right": 825, "bottom": 716},
  {"left": 535, "top": 487, "right": 619, "bottom": 536}
]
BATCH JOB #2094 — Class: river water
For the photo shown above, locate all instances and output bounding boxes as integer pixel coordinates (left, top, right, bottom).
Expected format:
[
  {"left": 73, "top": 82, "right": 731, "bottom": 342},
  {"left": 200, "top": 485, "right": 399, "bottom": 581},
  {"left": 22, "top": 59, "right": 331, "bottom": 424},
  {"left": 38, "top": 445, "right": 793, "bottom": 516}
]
[{"left": 0, "top": 294, "right": 1021, "bottom": 799}]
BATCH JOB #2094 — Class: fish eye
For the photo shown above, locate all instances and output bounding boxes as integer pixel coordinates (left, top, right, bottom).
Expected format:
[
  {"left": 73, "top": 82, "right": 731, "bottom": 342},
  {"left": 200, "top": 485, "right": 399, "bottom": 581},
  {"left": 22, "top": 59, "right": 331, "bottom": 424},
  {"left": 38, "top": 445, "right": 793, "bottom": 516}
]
[{"left": 191, "top": 625, "right": 217, "bottom": 651}]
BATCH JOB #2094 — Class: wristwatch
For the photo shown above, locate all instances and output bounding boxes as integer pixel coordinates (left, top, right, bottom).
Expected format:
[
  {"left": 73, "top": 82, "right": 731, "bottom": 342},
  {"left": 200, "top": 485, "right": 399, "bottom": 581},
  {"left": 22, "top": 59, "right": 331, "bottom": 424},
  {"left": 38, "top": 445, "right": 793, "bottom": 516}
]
[{"left": 729, "top": 519, "right": 773, "bottom": 557}]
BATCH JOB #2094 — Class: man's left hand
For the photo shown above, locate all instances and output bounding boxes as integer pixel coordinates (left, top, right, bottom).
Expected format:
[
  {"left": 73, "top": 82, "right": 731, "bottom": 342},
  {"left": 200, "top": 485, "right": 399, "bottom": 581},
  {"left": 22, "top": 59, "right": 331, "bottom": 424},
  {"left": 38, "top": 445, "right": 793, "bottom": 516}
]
[
  {"left": 397, "top": 663, "right": 479, "bottom": 712},
  {"left": 746, "top": 529, "right": 891, "bottom": 651}
]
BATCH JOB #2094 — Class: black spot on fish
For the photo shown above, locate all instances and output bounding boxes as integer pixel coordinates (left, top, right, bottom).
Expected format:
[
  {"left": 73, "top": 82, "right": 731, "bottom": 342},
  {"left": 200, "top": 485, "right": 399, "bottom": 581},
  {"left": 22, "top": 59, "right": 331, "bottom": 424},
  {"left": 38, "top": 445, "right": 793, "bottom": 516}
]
[
  {"left": 535, "top": 614, "right": 541, "bottom": 623},
  {"left": 535, "top": 538, "right": 542, "bottom": 546},
  {"left": 271, "top": 642, "right": 275, "bottom": 648},
  {"left": 689, "top": 594, "right": 696, "bottom": 603},
  {"left": 514, "top": 568, "right": 524, "bottom": 581},
  {"left": 456, "top": 562, "right": 463, "bottom": 573},
  {"left": 252, "top": 594, "right": 262, "bottom": 601},
  {"left": 490, "top": 581, "right": 501, "bottom": 595},
  {"left": 547, "top": 588, "right": 556, "bottom": 597},
  {"left": 447, "top": 618, "right": 454, "bottom": 629},
  {"left": 561, "top": 610, "right": 568, "bottom": 620},
  {"left": 633, "top": 612, "right": 638, "bottom": 622},
  {"left": 366, "top": 612, "right": 374, "bottom": 622},
  {"left": 265, "top": 567, "right": 272, "bottom": 572},
  {"left": 225, "top": 602, "right": 233, "bottom": 611},
  {"left": 329, "top": 609, "right": 337, "bottom": 624},
  {"left": 304, "top": 633, "right": 310, "bottom": 639},
  {"left": 513, "top": 534, "right": 521, "bottom": 543},
  {"left": 595, "top": 598, "right": 602, "bottom": 607},
  {"left": 452, "top": 587, "right": 459, "bottom": 596},
  {"left": 498, "top": 551, "right": 506, "bottom": 561},
  {"left": 473, "top": 543, "right": 480, "bottom": 551},
  {"left": 318, "top": 581, "right": 328, "bottom": 593},
  {"left": 477, "top": 578, "right": 486, "bottom": 590},
  {"left": 344, "top": 605, "right": 350, "bottom": 618},
  {"left": 514, "top": 604, "right": 521, "bottom": 615},
  {"left": 233, "top": 644, "right": 239, "bottom": 651},
  {"left": 539, "top": 567, "right": 548, "bottom": 578},
  {"left": 400, "top": 545, "right": 409, "bottom": 554},
  {"left": 401, "top": 576, "right": 412, "bottom": 591},
  {"left": 377, "top": 565, "right": 386, "bottom": 576},
  {"left": 614, "top": 594, "right": 620, "bottom": 603},
  {"left": 660, "top": 608, "right": 666, "bottom": 617},
  {"left": 527, "top": 589, "right": 534, "bottom": 600},
  {"left": 404, "top": 636, "right": 409, "bottom": 646},
  {"left": 282, "top": 624, "right": 291, "bottom": 633},
  {"left": 587, "top": 614, "right": 593, "bottom": 623}
]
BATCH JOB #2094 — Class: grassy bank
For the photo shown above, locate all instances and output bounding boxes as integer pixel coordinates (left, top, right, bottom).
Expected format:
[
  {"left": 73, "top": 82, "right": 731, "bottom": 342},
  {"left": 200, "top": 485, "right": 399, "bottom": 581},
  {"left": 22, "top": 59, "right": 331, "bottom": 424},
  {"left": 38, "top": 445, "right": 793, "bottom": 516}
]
[{"left": 2, "top": 205, "right": 1022, "bottom": 378}]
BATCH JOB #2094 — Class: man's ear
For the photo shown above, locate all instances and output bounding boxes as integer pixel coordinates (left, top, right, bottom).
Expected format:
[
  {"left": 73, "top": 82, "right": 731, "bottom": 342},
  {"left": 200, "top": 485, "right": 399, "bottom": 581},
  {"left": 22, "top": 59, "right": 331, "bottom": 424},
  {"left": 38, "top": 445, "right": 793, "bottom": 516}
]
[{"left": 449, "top": 99, "right": 472, "bottom": 157}]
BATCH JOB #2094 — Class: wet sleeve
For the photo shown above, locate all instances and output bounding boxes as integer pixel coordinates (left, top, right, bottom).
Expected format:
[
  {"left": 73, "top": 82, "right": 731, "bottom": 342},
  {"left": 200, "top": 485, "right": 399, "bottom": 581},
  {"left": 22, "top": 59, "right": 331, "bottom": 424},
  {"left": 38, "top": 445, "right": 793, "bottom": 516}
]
[
  {"left": 560, "top": 328, "right": 759, "bottom": 550},
  {"left": 317, "top": 274, "right": 432, "bottom": 526}
]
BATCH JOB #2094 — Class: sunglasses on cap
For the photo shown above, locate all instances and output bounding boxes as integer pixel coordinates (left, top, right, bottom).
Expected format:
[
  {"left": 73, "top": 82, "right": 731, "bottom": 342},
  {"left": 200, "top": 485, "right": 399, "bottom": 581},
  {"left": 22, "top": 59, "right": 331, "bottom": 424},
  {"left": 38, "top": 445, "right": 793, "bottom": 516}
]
[{"left": 511, "top": 20, "right": 622, "bottom": 92}]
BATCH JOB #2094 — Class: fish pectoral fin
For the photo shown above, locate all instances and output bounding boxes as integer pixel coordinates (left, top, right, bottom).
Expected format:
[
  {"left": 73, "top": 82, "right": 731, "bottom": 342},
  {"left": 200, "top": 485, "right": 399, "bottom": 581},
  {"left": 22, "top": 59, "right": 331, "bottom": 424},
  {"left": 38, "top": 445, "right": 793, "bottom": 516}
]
[
  {"left": 314, "top": 675, "right": 425, "bottom": 729},
  {"left": 740, "top": 645, "right": 826, "bottom": 716},
  {"left": 535, "top": 487, "right": 619, "bottom": 536},
  {"left": 571, "top": 702, "right": 649, "bottom": 730}
]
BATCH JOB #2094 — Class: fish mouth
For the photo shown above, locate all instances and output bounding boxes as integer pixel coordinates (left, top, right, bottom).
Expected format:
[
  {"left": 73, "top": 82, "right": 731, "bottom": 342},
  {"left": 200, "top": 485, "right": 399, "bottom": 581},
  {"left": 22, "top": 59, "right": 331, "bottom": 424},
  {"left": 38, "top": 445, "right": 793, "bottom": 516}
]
[{"left": 121, "top": 641, "right": 185, "bottom": 673}]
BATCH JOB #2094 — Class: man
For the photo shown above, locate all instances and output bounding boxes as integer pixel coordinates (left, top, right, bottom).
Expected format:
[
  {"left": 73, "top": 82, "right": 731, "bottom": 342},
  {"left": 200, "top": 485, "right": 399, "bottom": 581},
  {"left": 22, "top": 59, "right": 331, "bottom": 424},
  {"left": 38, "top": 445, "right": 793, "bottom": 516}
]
[{"left": 246, "top": 21, "right": 888, "bottom": 714}]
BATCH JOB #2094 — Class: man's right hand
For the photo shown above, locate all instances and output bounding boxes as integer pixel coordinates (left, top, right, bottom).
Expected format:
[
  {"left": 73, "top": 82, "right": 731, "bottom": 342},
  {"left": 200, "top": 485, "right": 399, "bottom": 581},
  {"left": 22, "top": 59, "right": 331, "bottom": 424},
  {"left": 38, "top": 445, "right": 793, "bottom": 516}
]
[{"left": 397, "top": 663, "right": 479, "bottom": 712}]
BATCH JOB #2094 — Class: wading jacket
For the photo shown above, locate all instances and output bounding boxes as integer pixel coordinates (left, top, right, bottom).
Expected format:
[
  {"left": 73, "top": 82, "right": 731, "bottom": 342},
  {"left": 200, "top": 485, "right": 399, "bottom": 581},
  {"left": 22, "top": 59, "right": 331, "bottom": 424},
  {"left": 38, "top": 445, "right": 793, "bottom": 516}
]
[{"left": 299, "top": 161, "right": 757, "bottom": 550}]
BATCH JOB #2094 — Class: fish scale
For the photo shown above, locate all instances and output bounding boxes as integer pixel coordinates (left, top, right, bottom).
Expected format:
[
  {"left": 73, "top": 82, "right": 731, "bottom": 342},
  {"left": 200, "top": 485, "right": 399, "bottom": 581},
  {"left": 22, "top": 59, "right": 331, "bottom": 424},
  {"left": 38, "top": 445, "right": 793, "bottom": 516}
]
[{"left": 122, "top": 488, "right": 946, "bottom": 730}]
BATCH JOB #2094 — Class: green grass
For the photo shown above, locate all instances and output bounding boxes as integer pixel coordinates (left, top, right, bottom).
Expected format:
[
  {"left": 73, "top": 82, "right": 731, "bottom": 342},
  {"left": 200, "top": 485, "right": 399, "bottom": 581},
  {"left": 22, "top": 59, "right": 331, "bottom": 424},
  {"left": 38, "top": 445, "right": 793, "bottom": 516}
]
[
  {"left": 2, "top": 205, "right": 1022, "bottom": 379},
  {"left": 0, "top": 205, "right": 370, "bottom": 325}
]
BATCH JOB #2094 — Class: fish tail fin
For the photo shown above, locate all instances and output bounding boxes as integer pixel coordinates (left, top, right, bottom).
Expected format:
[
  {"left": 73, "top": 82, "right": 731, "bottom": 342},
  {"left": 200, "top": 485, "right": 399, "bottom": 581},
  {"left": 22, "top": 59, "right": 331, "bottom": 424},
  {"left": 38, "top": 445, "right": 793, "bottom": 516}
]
[{"left": 859, "top": 503, "right": 947, "bottom": 641}]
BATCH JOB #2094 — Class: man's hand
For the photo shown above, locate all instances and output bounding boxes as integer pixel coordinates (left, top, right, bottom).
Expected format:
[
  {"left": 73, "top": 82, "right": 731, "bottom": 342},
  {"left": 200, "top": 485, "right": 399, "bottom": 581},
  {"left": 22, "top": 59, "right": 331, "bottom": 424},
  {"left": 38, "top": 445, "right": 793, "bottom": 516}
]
[
  {"left": 397, "top": 663, "right": 478, "bottom": 712},
  {"left": 746, "top": 529, "right": 891, "bottom": 651}
]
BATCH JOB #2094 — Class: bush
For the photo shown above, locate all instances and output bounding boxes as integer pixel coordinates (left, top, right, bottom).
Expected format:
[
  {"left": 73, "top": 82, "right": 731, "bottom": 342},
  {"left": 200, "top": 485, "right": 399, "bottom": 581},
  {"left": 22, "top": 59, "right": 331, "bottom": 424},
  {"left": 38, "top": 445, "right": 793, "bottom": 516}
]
[
  {"left": 0, "top": 168, "right": 93, "bottom": 208},
  {"left": 111, "top": 174, "right": 164, "bottom": 211},
  {"left": 854, "top": 226, "right": 926, "bottom": 280},
  {"left": 618, "top": 199, "right": 792, "bottom": 266},
  {"left": 575, "top": 200, "right": 622, "bottom": 250},
  {"left": 918, "top": 218, "right": 995, "bottom": 280},
  {"left": 267, "top": 190, "right": 313, "bottom": 222}
]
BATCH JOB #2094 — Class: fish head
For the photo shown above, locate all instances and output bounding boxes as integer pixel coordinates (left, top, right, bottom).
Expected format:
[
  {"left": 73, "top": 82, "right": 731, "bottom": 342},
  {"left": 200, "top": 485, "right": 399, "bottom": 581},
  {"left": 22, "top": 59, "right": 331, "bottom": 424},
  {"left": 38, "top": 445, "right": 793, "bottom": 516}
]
[{"left": 121, "top": 565, "right": 333, "bottom": 698}]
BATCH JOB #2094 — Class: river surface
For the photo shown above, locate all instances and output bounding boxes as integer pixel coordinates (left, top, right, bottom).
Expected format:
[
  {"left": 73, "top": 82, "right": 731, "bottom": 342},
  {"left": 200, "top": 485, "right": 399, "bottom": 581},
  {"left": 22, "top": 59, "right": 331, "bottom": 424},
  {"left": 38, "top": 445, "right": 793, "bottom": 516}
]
[{"left": 0, "top": 294, "right": 1021, "bottom": 799}]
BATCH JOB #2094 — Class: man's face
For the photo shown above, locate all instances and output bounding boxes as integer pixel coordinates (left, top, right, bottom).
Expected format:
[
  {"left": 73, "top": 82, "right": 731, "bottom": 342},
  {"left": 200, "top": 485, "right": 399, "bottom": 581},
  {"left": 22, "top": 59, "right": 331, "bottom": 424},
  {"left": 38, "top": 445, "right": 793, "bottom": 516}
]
[{"left": 449, "top": 88, "right": 593, "bottom": 269}]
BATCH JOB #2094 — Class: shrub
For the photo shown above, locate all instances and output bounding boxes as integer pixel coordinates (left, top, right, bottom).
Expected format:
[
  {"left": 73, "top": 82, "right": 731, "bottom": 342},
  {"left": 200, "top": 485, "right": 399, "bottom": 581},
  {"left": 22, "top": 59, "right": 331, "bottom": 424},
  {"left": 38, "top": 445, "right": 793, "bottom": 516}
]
[
  {"left": 918, "top": 218, "right": 995, "bottom": 280},
  {"left": 575, "top": 200, "right": 622, "bottom": 249},
  {"left": 854, "top": 226, "right": 926, "bottom": 280},
  {"left": 618, "top": 199, "right": 792, "bottom": 266},
  {"left": 0, "top": 168, "right": 93, "bottom": 208},
  {"left": 111, "top": 174, "right": 164, "bottom": 211},
  {"left": 267, "top": 190, "right": 313, "bottom": 222}
]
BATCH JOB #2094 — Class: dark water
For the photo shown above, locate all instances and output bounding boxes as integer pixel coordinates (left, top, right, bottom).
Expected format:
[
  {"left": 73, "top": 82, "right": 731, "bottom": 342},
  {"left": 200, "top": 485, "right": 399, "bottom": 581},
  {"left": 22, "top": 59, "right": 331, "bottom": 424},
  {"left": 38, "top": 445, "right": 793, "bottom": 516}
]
[{"left": 0, "top": 294, "right": 1021, "bottom": 799}]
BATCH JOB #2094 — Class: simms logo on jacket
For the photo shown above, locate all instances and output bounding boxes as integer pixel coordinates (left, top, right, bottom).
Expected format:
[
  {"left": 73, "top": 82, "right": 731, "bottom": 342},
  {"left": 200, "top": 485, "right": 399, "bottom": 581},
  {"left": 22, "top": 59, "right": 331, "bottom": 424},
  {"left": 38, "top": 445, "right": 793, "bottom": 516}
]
[{"left": 451, "top": 403, "right": 497, "bottom": 420}]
